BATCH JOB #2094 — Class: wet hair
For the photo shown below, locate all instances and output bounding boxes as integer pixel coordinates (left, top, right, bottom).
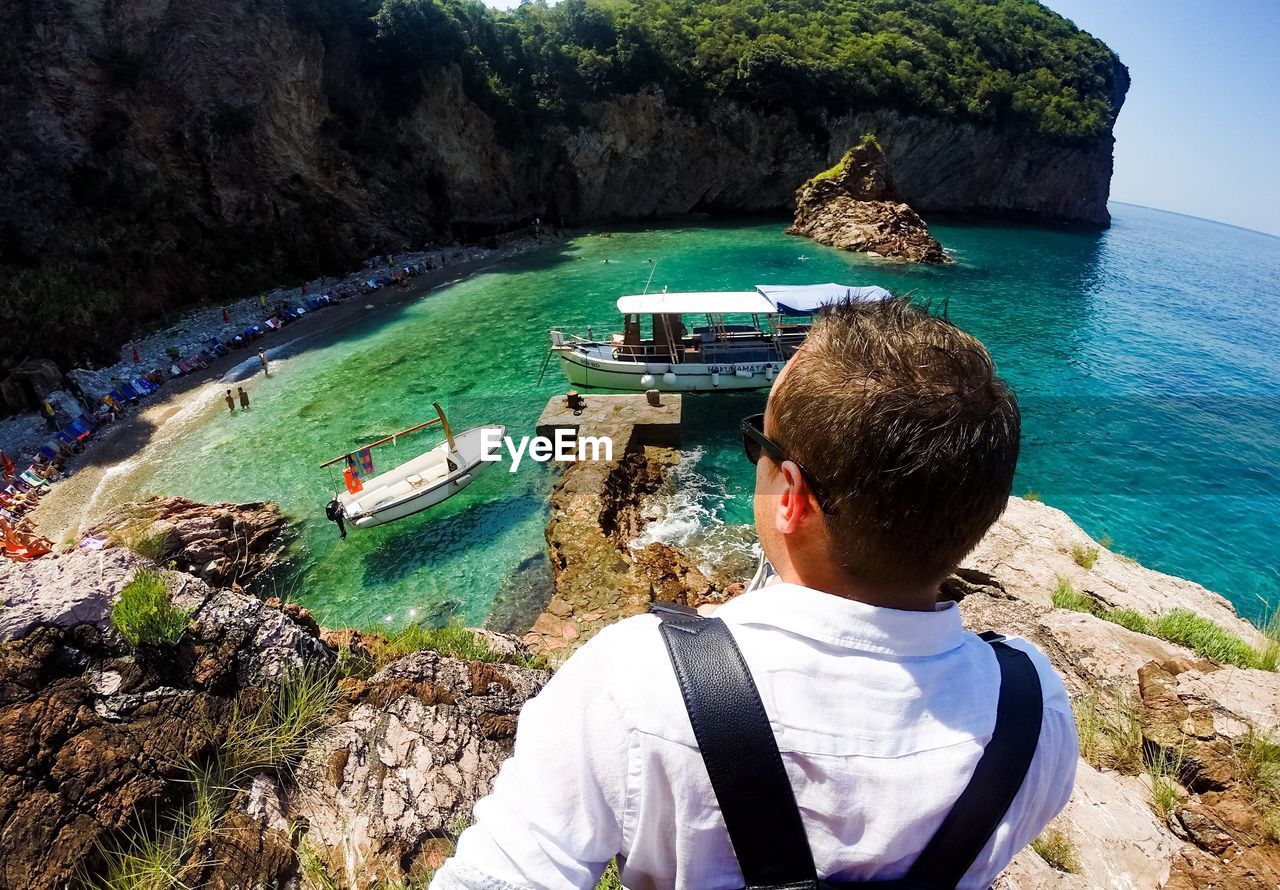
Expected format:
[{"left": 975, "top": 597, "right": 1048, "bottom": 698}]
[{"left": 768, "top": 296, "right": 1020, "bottom": 592}]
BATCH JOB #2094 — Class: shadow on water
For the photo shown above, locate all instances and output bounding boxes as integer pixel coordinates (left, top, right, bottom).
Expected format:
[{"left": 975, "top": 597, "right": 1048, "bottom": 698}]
[
  {"left": 282, "top": 239, "right": 580, "bottom": 363},
  {"left": 358, "top": 489, "right": 546, "bottom": 589},
  {"left": 485, "top": 551, "right": 555, "bottom": 635},
  {"left": 682, "top": 391, "right": 769, "bottom": 447}
]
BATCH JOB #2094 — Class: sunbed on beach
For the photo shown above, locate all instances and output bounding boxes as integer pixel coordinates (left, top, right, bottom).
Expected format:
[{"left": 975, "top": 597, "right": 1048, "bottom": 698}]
[
  {"left": 0, "top": 517, "right": 53, "bottom": 561},
  {"left": 19, "top": 468, "right": 48, "bottom": 489},
  {"left": 67, "top": 419, "right": 92, "bottom": 440}
]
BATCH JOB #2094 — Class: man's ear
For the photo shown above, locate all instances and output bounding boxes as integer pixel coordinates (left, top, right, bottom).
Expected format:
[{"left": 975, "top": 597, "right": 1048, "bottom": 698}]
[{"left": 774, "top": 460, "right": 813, "bottom": 535}]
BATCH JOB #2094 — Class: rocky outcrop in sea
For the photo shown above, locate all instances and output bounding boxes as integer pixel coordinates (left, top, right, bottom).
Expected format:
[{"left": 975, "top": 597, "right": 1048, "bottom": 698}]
[
  {"left": 3, "top": 484, "right": 1279, "bottom": 887},
  {"left": 787, "top": 136, "right": 949, "bottom": 263}
]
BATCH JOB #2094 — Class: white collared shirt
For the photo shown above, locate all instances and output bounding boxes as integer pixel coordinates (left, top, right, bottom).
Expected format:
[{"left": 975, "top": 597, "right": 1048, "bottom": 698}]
[{"left": 431, "top": 584, "right": 1077, "bottom": 890}]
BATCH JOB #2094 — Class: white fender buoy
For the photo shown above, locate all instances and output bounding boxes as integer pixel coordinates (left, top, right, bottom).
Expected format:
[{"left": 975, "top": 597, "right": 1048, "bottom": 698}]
[
  {"left": 662, "top": 371, "right": 678, "bottom": 386},
  {"left": 640, "top": 373, "right": 656, "bottom": 387},
  {"left": 735, "top": 368, "right": 753, "bottom": 379},
  {"left": 710, "top": 371, "right": 720, "bottom": 387},
  {"left": 764, "top": 365, "right": 776, "bottom": 381}
]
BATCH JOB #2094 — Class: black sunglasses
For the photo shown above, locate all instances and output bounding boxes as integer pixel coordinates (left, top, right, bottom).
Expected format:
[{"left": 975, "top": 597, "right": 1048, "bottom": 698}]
[{"left": 741, "top": 413, "right": 836, "bottom": 514}]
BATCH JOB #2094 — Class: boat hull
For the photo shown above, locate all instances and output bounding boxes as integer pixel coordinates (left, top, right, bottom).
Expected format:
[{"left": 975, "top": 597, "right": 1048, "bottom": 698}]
[
  {"left": 555, "top": 349, "right": 782, "bottom": 392},
  {"left": 341, "top": 425, "right": 504, "bottom": 528}
]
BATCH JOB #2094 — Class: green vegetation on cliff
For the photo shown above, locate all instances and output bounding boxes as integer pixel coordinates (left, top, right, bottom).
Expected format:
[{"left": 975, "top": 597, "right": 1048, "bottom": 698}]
[
  {"left": 110, "top": 570, "right": 191, "bottom": 647},
  {"left": 356, "top": 0, "right": 1125, "bottom": 142},
  {"left": 1052, "top": 578, "right": 1280, "bottom": 671}
]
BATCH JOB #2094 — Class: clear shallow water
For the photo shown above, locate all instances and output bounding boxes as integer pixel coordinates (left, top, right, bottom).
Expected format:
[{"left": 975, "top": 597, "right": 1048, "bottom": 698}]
[{"left": 142, "top": 205, "right": 1280, "bottom": 627}]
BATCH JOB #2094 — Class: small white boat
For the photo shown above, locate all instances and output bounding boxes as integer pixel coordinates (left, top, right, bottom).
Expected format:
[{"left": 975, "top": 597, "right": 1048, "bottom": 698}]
[
  {"left": 321, "top": 404, "right": 504, "bottom": 529},
  {"left": 547, "top": 283, "right": 891, "bottom": 393}
]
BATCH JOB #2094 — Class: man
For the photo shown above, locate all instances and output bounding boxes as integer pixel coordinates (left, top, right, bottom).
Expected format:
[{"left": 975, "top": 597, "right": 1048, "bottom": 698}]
[
  {"left": 237, "top": 386, "right": 250, "bottom": 409},
  {"left": 432, "top": 298, "right": 1077, "bottom": 890},
  {"left": 258, "top": 349, "right": 270, "bottom": 376},
  {"left": 325, "top": 496, "right": 347, "bottom": 540},
  {"left": 224, "top": 389, "right": 235, "bottom": 413}
]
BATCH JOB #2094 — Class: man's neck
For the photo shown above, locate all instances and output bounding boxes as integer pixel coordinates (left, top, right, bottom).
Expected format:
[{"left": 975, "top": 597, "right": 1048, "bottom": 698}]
[{"left": 776, "top": 563, "right": 939, "bottom": 612}]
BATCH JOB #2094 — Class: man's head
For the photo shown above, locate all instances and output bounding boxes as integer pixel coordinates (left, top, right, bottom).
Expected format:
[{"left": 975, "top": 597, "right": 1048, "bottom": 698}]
[{"left": 752, "top": 296, "right": 1020, "bottom": 600}]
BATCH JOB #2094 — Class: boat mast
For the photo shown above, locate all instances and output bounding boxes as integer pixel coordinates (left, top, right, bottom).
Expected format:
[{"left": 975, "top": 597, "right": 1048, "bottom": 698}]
[
  {"left": 434, "top": 401, "right": 457, "bottom": 451},
  {"left": 319, "top": 401, "right": 456, "bottom": 468}
]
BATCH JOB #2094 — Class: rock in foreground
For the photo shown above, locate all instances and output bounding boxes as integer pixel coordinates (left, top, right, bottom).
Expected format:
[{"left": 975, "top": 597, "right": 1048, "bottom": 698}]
[
  {"left": 788, "top": 136, "right": 949, "bottom": 264},
  {"left": 88, "top": 495, "right": 292, "bottom": 591},
  {"left": 0, "top": 519, "right": 545, "bottom": 890},
  {"left": 0, "top": 564, "right": 328, "bottom": 888},
  {"left": 293, "top": 652, "right": 548, "bottom": 884}
]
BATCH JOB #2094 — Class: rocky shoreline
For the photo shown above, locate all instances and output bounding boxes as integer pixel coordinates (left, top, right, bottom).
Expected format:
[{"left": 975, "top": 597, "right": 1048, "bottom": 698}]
[{"left": 3, "top": 457, "right": 1279, "bottom": 886}]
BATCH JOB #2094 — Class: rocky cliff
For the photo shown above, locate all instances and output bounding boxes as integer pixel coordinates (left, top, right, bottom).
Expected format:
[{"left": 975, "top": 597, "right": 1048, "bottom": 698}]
[{"left": 0, "top": 0, "right": 1122, "bottom": 366}]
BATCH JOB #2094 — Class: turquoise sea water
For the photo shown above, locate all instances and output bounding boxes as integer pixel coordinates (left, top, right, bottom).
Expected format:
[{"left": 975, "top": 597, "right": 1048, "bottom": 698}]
[{"left": 141, "top": 204, "right": 1280, "bottom": 628}]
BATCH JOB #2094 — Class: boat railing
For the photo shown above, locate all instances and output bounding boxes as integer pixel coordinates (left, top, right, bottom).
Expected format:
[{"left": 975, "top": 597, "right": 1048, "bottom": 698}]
[
  {"left": 549, "top": 326, "right": 803, "bottom": 363},
  {"left": 566, "top": 338, "right": 787, "bottom": 364}
]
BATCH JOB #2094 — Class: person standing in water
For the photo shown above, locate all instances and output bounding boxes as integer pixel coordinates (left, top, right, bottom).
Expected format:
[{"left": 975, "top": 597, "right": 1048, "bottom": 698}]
[
  {"left": 224, "top": 390, "right": 235, "bottom": 413},
  {"left": 237, "top": 386, "right": 250, "bottom": 409},
  {"left": 258, "top": 349, "right": 270, "bottom": 376},
  {"left": 325, "top": 496, "right": 347, "bottom": 539}
]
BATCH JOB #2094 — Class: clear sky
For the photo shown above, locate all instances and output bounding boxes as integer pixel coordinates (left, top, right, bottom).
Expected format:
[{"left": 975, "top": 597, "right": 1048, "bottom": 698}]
[
  {"left": 482, "top": 0, "right": 1280, "bottom": 236},
  {"left": 1043, "top": 0, "right": 1280, "bottom": 237}
]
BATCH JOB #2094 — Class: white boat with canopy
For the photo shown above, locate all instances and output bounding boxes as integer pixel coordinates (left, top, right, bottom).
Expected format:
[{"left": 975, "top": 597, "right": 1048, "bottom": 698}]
[
  {"left": 547, "top": 283, "right": 891, "bottom": 392},
  {"left": 320, "top": 403, "right": 505, "bottom": 529}
]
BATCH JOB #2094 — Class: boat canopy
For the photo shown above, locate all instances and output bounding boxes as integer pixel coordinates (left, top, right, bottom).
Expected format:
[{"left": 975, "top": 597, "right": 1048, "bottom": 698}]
[
  {"left": 755, "top": 283, "right": 893, "bottom": 315},
  {"left": 616, "top": 291, "right": 778, "bottom": 316},
  {"left": 616, "top": 284, "right": 891, "bottom": 316}
]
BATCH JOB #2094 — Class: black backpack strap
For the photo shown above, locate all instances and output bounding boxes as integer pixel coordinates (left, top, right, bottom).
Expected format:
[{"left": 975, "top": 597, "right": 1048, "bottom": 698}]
[
  {"left": 654, "top": 606, "right": 1043, "bottom": 890},
  {"left": 901, "top": 632, "right": 1043, "bottom": 889},
  {"left": 653, "top": 602, "right": 818, "bottom": 889}
]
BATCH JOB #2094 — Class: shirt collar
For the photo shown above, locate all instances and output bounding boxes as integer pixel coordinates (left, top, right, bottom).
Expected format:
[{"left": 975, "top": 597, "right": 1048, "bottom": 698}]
[{"left": 714, "top": 582, "right": 965, "bottom": 658}]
